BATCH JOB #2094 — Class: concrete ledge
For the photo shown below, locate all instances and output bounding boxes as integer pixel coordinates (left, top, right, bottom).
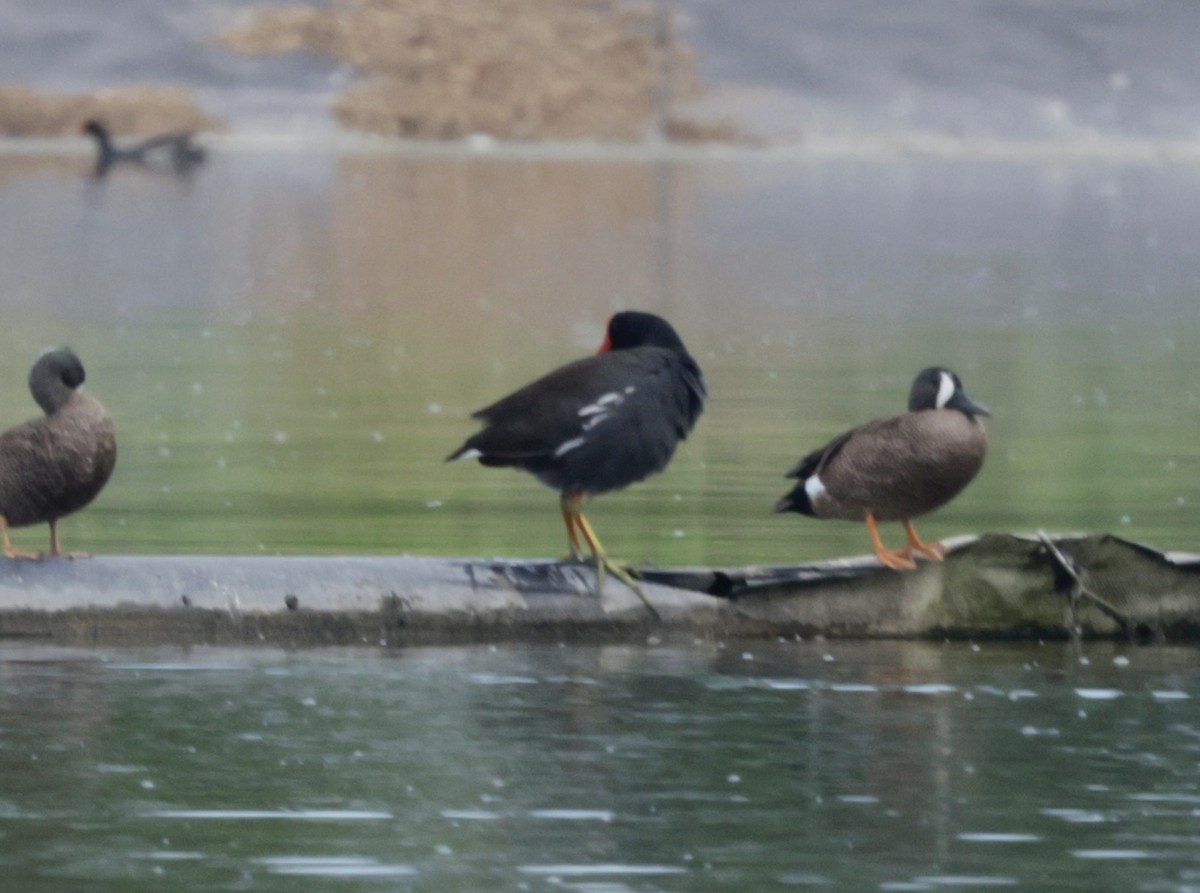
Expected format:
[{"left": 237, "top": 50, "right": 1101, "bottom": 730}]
[{"left": 0, "top": 534, "right": 1195, "bottom": 646}]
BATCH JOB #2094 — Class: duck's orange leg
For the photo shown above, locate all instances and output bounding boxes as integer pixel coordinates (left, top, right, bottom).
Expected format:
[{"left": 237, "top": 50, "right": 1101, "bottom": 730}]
[
  {"left": 1, "top": 516, "right": 41, "bottom": 560},
  {"left": 48, "top": 519, "right": 92, "bottom": 559},
  {"left": 901, "top": 519, "right": 947, "bottom": 563},
  {"left": 866, "top": 514, "right": 917, "bottom": 571}
]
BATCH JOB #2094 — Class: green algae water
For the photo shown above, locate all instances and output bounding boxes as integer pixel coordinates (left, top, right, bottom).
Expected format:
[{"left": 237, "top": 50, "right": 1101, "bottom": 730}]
[
  {"left": 1, "top": 641, "right": 1197, "bottom": 892},
  {"left": 0, "top": 151, "right": 1196, "bottom": 564}
]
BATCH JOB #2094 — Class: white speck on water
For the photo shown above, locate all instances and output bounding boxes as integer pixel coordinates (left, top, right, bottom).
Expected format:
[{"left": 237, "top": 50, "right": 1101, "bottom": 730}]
[
  {"left": 913, "top": 875, "right": 1018, "bottom": 886},
  {"left": 1077, "top": 656, "right": 1090, "bottom": 666},
  {"left": 1119, "top": 514, "right": 1131, "bottom": 525},
  {"left": 830, "top": 683, "right": 878, "bottom": 693},
  {"left": 426, "top": 402, "right": 443, "bottom": 415},
  {"left": 822, "top": 653, "right": 835, "bottom": 663},
  {"left": 727, "top": 774, "right": 741, "bottom": 784},
  {"left": 300, "top": 697, "right": 317, "bottom": 707},
  {"left": 529, "top": 809, "right": 614, "bottom": 822},
  {"left": 372, "top": 431, "right": 385, "bottom": 443},
  {"left": 1020, "top": 726, "right": 1060, "bottom": 737},
  {"left": 441, "top": 809, "right": 501, "bottom": 820},
  {"left": 158, "top": 447, "right": 171, "bottom": 458},
  {"left": 190, "top": 382, "right": 203, "bottom": 395},
  {"left": 1075, "top": 688, "right": 1123, "bottom": 701},
  {"left": 97, "top": 763, "right": 148, "bottom": 774},
  {"left": 518, "top": 864, "right": 687, "bottom": 877},
  {"left": 1007, "top": 689, "right": 1038, "bottom": 701},
  {"left": 469, "top": 673, "right": 538, "bottom": 685},
  {"left": 1112, "top": 655, "right": 1130, "bottom": 667},
  {"left": 957, "top": 832, "right": 1041, "bottom": 843},
  {"left": 903, "top": 683, "right": 957, "bottom": 695},
  {"left": 673, "top": 529, "right": 686, "bottom": 538},
  {"left": 256, "top": 856, "right": 418, "bottom": 878},
  {"left": 147, "top": 809, "right": 393, "bottom": 821},
  {"left": 1151, "top": 690, "right": 1190, "bottom": 701},
  {"left": 140, "top": 779, "right": 156, "bottom": 790},
  {"left": 1040, "top": 808, "right": 1109, "bottom": 824},
  {"left": 838, "top": 795, "right": 880, "bottom": 804},
  {"left": 741, "top": 652, "right": 754, "bottom": 661},
  {"left": 425, "top": 500, "right": 442, "bottom": 509},
  {"left": 1069, "top": 849, "right": 1149, "bottom": 860},
  {"left": 215, "top": 457, "right": 226, "bottom": 469},
  {"left": 273, "top": 431, "right": 288, "bottom": 445},
  {"left": 673, "top": 493, "right": 683, "bottom": 501}
]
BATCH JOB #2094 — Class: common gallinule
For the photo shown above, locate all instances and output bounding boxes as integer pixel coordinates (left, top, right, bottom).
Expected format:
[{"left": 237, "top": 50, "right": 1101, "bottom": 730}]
[
  {"left": 448, "top": 311, "right": 706, "bottom": 615},
  {"left": 81, "top": 119, "right": 206, "bottom": 176}
]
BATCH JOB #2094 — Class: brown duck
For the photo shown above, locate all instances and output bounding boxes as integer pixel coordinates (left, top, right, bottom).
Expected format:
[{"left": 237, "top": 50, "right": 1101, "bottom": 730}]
[
  {"left": 0, "top": 348, "right": 117, "bottom": 559},
  {"left": 774, "top": 367, "right": 989, "bottom": 570}
]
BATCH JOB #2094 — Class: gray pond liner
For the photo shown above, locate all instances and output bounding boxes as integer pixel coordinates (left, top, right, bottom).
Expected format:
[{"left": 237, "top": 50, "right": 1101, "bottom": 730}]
[{"left": 0, "top": 534, "right": 1195, "bottom": 646}]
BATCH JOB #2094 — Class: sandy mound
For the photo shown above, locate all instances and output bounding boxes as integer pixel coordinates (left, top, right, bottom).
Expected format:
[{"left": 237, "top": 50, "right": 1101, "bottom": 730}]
[
  {"left": 220, "top": 0, "right": 734, "bottom": 141},
  {"left": 0, "top": 85, "right": 218, "bottom": 138}
]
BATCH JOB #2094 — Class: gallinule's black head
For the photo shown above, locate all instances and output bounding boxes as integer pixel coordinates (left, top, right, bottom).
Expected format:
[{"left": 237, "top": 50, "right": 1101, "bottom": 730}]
[
  {"left": 448, "top": 310, "right": 706, "bottom": 616},
  {"left": 600, "top": 310, "right": 689, "bottom": 353},
  {"left": 0, "top": 348, "right": 117, "bottom": 559},
  {"left": 775, "top": 366, "right": 988, "bottom": 571}
]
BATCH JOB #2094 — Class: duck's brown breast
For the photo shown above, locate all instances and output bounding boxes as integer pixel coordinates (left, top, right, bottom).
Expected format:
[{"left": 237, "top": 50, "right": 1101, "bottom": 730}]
[
  {"left": 0, "top": 393, "right": 116, "bottom": 527},
  {"left": 816, "top": 410, "right": 986, "bottom": 522}
]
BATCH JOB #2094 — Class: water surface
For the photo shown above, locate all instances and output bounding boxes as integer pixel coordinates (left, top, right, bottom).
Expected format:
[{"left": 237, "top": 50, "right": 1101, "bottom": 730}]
[
  {"left": 1, "top": 640, "right": 1197, "bottom": 891},
  {"left": 0, "top": 150, "right": 1196, "bottom": 564}
]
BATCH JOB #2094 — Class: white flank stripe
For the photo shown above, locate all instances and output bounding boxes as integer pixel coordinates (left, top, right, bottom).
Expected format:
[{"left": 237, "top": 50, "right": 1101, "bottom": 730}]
[
  {"left": 804, "top": 473, "right": 827, "bottom": 504},
  {"left": 579, "top": 392, "right": 624, "bottom": 416},
  {"left": 453, "top": 448, "right": 482, "bottom": 461},
  {"left": 554, "top": 437, "right": 586, "bottom": 457},
  {"left": 582, "top": 412, "right": 610, "bottom": 431}
]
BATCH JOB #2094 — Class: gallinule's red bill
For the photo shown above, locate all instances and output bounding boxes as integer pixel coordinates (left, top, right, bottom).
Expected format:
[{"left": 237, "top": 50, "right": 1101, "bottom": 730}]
[
  {"left": 775, "top": 367, "right": 988, "bottom": 570},
  {"left": 0, "top": 348, "right": 117, "bottom": 559},
  {"left": 448, "top": 311, "right": 706, "bottom": 615}
]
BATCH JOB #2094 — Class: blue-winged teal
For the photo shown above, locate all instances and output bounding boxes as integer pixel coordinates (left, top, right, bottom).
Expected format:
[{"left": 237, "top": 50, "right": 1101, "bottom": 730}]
[
  {"left": 0, "top": 348, "right": 117, "bottom": 558},
  {"left": 775, "top": 366, "right": 989, "bottom": 570}
]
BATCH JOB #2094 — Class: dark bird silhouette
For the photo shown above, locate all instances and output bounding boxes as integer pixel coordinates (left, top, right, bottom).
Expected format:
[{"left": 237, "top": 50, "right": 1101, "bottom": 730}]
[
  {"left": 81, "top": 119, "right": 206, "bottom": 176},
  {"left": 775, "top": 367, "right": 989, "bottom": 570},
  {"left": 0, "top": 348, "right": 117, "bottom": 559},
  {"left": 448, "top": 311, "right": 706, "bottom": 614}
]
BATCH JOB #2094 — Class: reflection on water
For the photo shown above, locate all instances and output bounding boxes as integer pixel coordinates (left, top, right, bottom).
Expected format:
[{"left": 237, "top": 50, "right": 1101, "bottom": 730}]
[
  {"left": 0, "top": 641, "right": 1197, "bottom": 890},
  {"left": 0, "top": 150, "right": 1197, "bottom": 563}
]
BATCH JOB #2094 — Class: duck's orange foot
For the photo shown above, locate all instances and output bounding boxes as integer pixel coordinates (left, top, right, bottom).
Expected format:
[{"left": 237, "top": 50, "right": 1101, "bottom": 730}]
[
  {"left": 4, "top": 546, "right": 42, "bottom": 560},
  {"left": 902, "top": 521, "right": 947, "bottom": 563},
  {"left": 875, "top": 548, "right": 918, "bottom": 571}
]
